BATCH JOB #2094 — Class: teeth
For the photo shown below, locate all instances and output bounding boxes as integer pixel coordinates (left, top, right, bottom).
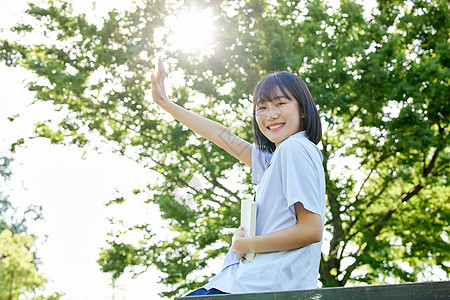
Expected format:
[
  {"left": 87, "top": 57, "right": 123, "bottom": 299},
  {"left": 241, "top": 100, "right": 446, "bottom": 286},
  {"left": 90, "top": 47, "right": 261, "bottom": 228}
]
[{"left": 269, "top": 124, "right": 283, "bottom": 129}]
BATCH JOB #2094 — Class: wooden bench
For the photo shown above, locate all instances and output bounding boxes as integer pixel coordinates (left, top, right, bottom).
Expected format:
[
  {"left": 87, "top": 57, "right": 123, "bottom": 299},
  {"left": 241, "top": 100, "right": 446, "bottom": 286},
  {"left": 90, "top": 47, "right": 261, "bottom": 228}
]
[{"left": 175, "top": 280, "right": 450, "bottom": 299}]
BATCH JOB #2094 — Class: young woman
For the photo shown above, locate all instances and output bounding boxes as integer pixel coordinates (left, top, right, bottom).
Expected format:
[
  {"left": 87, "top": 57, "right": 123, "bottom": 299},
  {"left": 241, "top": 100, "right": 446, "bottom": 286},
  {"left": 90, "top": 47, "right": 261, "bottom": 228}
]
[{"left": 151, "top": 57, "right": 325, "bottom": 296}]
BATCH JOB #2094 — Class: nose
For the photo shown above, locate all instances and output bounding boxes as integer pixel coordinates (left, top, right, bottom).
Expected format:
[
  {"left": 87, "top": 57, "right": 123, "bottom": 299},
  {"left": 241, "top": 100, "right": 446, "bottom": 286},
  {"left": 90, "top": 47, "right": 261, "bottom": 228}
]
[{"left": 267, "top": 107, "right": 279, "bottom": 120}]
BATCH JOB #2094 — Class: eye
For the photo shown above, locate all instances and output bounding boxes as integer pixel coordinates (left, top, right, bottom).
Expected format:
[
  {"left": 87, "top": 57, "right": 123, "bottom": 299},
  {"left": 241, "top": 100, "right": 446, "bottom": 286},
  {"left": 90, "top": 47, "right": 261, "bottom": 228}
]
[
  {"left": 276, "top": 102, "right": 286, "bottom": 107},
  {"left": 257, "top": 106, "right": 266, "bottom": 111}
]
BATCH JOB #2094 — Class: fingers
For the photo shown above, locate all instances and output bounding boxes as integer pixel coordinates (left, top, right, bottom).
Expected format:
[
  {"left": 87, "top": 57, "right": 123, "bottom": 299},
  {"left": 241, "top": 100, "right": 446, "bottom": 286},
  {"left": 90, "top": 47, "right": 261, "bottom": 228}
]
[
  {"left": 151, "top": 57, "right": 172, "bottom": 106},
  {"left": 151, "top": 73, "right": 158, "bottom": 92},
  {"left": 151, "top": 58, "right": 166, "bottom": 101},
  {"left": 152, "top": 56, "right": 164, "bottom": 83},
  {"left": 232, "top": 248, "right": 245, "bottom": 260},
  {"left": 235, "top": 226, "right": 245, "bottom": 235},
  {"left": 156, "top": 56, "right": 165, "bottom": 84}
]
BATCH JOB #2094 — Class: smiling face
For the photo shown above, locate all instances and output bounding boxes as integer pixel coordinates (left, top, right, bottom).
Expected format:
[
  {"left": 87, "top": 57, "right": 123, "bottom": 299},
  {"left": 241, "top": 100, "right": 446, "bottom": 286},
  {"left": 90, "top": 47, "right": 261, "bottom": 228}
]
[
  {"left": 252, "top": 71, "right": 322, "bottom": 152},
  {"left": 255, "top": 91, "right": 302, "bottom": 147}
]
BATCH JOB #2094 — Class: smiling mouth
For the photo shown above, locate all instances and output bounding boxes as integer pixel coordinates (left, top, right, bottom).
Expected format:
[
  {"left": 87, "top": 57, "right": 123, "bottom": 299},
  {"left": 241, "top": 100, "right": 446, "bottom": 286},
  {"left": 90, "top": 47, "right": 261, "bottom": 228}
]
[{"left": 267, "top": 123, "right": 285, "bottom": 131}]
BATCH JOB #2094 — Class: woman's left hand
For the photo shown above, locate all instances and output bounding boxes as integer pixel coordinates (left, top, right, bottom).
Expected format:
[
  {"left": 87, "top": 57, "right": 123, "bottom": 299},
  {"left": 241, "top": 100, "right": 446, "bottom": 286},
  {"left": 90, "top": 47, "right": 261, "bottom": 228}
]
[{"left": 232, "top": 226, "right": 247, "bottom": 260}]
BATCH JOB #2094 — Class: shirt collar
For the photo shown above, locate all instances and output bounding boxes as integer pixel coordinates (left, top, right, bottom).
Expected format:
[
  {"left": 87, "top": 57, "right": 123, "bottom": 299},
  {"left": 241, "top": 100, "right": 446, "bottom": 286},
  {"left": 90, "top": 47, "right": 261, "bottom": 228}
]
[
  {"left": 289, "top": 130, "right": 307, "bottom": 140},
  {"left": 273, "top": 131, "right": 307, "bottom": 152}
]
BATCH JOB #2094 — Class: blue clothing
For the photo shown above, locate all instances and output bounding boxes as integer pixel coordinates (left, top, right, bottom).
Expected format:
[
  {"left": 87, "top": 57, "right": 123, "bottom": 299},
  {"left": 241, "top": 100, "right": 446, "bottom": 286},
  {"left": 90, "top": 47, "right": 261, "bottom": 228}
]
[{"left": 203, "top": 131, "right": 326, "bottom": 293}]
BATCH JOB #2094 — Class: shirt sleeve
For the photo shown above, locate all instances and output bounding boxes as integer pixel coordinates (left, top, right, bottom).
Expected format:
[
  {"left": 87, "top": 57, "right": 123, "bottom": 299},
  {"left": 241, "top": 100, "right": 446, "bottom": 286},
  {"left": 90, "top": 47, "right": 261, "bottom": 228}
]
[
  {"left": 251, "top": 145, "right": 272, "bottom": 184},
  {"left": 275, "top": 140, "right": 323, "bottom": 218}
]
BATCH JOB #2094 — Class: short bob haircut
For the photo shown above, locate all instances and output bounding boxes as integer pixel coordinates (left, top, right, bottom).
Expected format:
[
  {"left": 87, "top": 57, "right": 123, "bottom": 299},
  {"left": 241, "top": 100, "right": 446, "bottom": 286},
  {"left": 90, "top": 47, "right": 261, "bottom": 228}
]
[{"left": 252, "top": 71, "right": 322, "bottom": 153}]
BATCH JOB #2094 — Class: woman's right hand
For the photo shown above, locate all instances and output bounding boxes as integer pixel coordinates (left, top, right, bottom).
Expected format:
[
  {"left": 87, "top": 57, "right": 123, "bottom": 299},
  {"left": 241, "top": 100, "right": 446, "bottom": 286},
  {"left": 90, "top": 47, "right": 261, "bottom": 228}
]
[
  {"left": 151, "top": 57, "right": 172, "bottom": 108},
  {"left": 232, "top": 226, "right": 248, "bottom": 260},
  {"left": 149, "top": 57, "right": 252, "bottom": 167}
]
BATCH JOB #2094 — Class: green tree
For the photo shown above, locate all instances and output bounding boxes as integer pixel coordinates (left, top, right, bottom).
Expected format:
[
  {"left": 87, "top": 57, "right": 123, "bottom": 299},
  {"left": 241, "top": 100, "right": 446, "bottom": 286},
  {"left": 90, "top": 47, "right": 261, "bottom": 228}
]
[
  {"left": 0, "top": 155, "right": 63, "bottom": 299},
  {"left": 0, "top": 229, "right": 47, "bottom": 300},
  {"left": 1, "top": 0, "right": 448, "bottom": 297}
]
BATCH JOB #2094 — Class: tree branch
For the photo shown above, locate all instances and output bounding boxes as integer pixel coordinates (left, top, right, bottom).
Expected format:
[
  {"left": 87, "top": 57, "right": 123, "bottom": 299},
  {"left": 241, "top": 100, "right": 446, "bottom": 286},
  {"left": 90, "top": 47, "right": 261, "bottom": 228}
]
[
  {"left": 178, "top": 149, "right": 240, "bottom": 201},
  {"left": 340, "top": 243, "right": 368, "bottom": 285},
  {"left": 423, "top": 147, "right": 440, "bottom": 177},
  {"left": 322, "top": 136, "right": 344, "bottom": 270},
  {"left": 343, "top": 175, "right": 391, "bottom": 247}
]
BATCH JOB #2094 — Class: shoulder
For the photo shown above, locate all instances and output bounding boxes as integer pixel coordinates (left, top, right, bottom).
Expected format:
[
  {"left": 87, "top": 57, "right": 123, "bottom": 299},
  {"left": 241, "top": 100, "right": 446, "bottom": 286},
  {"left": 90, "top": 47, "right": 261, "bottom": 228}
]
[
  {"left": 277, "top": 134, "right": 317, "bottom": 157},
  {"left": 274, "top": 133, "right": 323, "bottom": 166}
]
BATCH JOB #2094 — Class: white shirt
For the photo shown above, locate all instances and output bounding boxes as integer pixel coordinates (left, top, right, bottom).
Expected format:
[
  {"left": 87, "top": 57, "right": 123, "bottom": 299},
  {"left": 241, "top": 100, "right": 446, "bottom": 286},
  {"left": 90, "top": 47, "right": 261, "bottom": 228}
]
[{"left": 203, "top": 131, "right": 326, "bottom": 293}]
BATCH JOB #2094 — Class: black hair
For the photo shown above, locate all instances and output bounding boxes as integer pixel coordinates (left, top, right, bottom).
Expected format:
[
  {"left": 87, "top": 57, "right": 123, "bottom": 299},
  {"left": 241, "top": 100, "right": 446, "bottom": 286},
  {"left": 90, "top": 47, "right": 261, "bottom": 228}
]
[{"left": 252, "top": 71, "right": 322, "bottom": 152}]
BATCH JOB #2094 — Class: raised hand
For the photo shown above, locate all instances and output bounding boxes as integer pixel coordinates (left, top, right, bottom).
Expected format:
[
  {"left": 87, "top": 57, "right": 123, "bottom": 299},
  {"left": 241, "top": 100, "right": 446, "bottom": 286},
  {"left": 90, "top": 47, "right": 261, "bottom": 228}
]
[
  {"left": 149, "top": 56, "right": 252, "bottom": 167},
  {"left": 151, "top": 57, "right": 172, "bottom": 108}
]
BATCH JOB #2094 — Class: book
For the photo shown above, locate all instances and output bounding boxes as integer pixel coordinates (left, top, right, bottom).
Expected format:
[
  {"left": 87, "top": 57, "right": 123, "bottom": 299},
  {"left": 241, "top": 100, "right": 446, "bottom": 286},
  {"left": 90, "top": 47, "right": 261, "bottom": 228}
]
[{"left": 240, "top": 199, "right": 257, "bottom": 261}]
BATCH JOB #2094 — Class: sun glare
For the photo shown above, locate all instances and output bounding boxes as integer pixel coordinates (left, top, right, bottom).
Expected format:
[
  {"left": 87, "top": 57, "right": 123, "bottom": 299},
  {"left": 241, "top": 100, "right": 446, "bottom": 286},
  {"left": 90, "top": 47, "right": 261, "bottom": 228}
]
[{"left": 167, "top": 9, "right": 215, "bottom": 54}]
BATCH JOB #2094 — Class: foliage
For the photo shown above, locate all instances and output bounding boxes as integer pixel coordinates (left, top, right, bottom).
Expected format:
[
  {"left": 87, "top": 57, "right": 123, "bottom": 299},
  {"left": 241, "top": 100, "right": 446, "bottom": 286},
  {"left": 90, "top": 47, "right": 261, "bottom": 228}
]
[
  {"left": 0, "top": 156, "right": 62, "bottom": 299},
  {"left": 0, "top": 156, "right": 42, "bottom": 234},
  {"left": 0, "top": 229, "right": 46, "bottom": 299},
  {"left": 1, "top": 0, "right": 448, "bottom": 297},
  {"left": 0, "top": 230, "right": 64, "bottom": 300}
]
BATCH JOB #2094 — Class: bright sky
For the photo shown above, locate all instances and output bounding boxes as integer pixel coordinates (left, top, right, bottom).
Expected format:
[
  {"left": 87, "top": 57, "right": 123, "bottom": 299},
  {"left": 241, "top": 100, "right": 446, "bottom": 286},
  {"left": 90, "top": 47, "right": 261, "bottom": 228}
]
[{"left": 0, "top": 0, "right": 170, "bottom": 299}]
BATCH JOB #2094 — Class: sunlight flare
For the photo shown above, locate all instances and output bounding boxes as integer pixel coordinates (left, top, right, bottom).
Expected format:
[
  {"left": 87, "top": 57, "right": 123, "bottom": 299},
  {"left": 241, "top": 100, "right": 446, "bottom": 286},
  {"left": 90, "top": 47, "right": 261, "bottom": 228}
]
[{"left": 167, "top": 8, "right": 215, "bottom": 53}]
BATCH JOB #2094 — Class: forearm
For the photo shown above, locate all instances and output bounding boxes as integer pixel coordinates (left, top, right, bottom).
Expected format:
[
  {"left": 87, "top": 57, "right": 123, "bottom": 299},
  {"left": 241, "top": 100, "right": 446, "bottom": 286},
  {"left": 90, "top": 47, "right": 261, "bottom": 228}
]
[
  {"left": 235, "top": 216, "right": 322, "bottom": 254},
  {"left": 160, "top": 101, "right": 252, "bottom": 166},
  {"left": 243, "top": 225, "right": 321, "bottom": 253},
  {"left": 161, "top": 101, "right": 227, "bottom": 142}
]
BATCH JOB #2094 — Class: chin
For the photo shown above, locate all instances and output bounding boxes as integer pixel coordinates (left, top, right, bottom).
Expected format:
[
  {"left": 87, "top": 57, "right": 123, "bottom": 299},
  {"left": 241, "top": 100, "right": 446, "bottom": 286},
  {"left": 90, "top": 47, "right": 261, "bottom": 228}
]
[
  {"left": 263, "top": 130, "right": 290, "bottom": 146},
  {"left": 269, "top": 136, "right": 288, "bottom": 146}
]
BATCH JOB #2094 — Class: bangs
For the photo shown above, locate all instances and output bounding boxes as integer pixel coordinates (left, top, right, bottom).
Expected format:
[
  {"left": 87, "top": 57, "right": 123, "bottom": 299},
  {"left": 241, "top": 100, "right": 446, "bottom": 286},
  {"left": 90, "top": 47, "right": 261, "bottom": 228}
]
[{"left": 253, "top": 75, "right": 293, "bottom": 105}]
